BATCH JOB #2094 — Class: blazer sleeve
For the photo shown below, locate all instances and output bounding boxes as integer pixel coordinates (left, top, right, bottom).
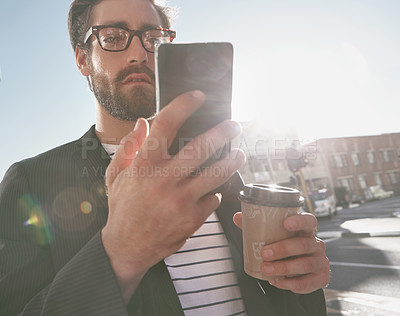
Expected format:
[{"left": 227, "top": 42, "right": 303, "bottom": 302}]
[{"left": 0, "top": 163, "right": 128, "bottom": 316}]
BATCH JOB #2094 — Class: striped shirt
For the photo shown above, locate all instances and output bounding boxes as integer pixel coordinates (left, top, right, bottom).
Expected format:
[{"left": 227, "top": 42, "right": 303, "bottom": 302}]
[{"left": 165, "top": 212, "right": 247, "bottom": 315}]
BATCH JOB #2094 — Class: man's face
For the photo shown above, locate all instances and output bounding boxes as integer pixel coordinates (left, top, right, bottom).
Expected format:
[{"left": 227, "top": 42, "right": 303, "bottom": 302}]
[{"left": 87, "top": 0, "right": 163, "bottom": 121}]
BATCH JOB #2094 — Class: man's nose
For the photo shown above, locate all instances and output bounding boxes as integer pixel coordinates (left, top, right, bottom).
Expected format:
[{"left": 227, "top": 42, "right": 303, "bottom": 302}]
[{"left": 126, "top": 36, "right": 148, "bottom": 64}]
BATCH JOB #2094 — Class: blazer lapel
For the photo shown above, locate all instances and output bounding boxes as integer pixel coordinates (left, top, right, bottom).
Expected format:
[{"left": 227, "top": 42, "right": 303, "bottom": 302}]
[{"left": 49, "top": 126, "right": 111, "bottom": 270}]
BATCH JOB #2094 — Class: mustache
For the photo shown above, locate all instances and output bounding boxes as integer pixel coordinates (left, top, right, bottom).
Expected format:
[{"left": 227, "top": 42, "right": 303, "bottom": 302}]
[{"left": 115, "top": 65, "right": 155, "bottom": 84}]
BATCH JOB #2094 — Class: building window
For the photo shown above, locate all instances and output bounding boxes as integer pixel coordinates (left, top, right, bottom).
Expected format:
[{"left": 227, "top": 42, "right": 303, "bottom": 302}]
[
  {"left": 367, "top": 152, "right": 375, "bottom": 164},
  {"left": 358, "top": 175, "right": 367, "bottom": 189},
  {"left": 339, "top": 178, "right": 355, "bottom": 192},
  {"left": 398, "top": 149, "right": 400, "bottom": 160},
  {"left": 382, "top": 150, "right": 392, "bottom": 163},
  {"left": 333, "top": 155, "right": 342, "bottom": 168},
  {"left": 375, "top": 174, "right": 382, "bottom": 186},
  {"left": 389, "top": 172, "right": 398, "bottom": 185},
  {"left": 333, "top": 154, "right": 348, "bottom": 168},
  {"left": 351, "top": 153, "right": 360, "bottom": 166}
]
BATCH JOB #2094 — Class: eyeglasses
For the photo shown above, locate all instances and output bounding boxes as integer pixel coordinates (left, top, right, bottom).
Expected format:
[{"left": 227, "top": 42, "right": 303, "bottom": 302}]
[{"left": 83, "top": 25, "right": 176, "bottom": 53}]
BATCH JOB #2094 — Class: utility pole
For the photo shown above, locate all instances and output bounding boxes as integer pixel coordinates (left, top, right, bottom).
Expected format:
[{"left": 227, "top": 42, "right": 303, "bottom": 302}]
[
  {"left": 298, "top": 169, "right": 313, "bottom": 215},
  {"left": 286, "top": 146, "right": 318, "bottom": 230}
]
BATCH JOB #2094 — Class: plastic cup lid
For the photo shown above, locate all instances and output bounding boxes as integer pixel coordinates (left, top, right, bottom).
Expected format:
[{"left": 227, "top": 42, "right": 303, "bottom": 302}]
[{"left": 239, "top": 184, "right": 304, "bottom": 208}]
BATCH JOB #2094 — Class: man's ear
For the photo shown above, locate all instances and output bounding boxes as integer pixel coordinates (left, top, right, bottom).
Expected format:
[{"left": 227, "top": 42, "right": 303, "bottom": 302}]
[{"left": 75, "top": 46, "right": 90, "bottom": 77}]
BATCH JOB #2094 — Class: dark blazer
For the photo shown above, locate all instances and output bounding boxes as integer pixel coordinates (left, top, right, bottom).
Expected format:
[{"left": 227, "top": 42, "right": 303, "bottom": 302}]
[{"left": 0, "top": 126, "right": 326, "bottom": 315}]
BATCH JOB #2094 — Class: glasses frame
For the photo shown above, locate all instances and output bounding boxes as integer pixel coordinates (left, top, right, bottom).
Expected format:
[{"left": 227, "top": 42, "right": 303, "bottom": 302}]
[{"left": 83, "top": 25, "right": 176, "bottom": 53}]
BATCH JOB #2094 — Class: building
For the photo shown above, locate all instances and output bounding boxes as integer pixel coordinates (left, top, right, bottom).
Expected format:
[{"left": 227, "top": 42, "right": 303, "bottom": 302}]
[
  {"left": 237, "top": 125, "right": 400, "bottom": 201},
  {"left": 314, "top": 133, "right": 400, "bottom": 199}
]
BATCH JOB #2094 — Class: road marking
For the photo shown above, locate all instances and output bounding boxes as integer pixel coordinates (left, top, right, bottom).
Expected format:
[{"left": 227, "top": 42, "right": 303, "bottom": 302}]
[
  {"left": 327, "top": 308, "right": 362, "bottom": 315},
  {"left": 324, "top": 289, "right": 400, "bottom": 314},
  {"left": 330, "top": 261, "right": 400, "bottom": 270},
  {"left": 341, "top": 217, "right": 400, "bottom": 233},
  {"left": 339, "top": 245, "right": 373, "bottom": 250}
]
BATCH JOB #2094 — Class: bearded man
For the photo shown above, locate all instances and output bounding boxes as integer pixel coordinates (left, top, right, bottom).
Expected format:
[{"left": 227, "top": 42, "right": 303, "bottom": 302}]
[{"left": 0, "top": 0, "right": 329, "bottom": 315}]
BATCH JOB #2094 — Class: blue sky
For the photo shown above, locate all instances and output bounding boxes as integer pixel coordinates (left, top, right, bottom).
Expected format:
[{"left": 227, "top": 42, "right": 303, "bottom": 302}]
[{"left": 1, "top": 0, "right": 400, "bottom": 178}]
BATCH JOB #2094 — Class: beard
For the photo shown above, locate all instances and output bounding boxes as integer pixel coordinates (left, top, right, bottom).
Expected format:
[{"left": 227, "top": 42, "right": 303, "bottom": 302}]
[{"left": 90, "top": 64, "right": 157, "bottom": 121}]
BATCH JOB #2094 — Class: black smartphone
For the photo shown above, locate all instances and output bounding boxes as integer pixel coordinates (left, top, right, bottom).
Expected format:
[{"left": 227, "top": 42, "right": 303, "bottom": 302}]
[{"left": 155, "top": 42, "right": 234, "bottom": 167}]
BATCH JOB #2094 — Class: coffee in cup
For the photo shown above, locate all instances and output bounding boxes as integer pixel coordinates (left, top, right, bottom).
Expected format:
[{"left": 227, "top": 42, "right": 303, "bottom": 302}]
[{"left": 239, "top": 184, "right": 304, "bottom": 281}]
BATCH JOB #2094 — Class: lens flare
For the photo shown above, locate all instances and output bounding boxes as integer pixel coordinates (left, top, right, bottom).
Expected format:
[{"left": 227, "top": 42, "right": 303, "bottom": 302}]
[
  {"left": 18, "top": 194, "right": 52, "bottom": 245},
  {"left": 24, "top": 214, "right": 39, "bottom": 226},
  {"left": 80, "top": 201, "right": 93, "bottom": 214}
]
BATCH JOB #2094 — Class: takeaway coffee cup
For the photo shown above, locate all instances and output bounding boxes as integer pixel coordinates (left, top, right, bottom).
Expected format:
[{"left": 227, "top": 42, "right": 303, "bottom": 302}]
[{"left": 239, "top": 184, "right": 304, "bottom": 281}]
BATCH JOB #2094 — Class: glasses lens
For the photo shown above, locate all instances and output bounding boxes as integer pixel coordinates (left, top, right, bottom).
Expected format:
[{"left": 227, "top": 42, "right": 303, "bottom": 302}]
[
  {"left": 142, "top": 29, "right": 173, "bottom": 52},
  {"left": 98, "top": 27, "right": 129, "bottom": 51}
]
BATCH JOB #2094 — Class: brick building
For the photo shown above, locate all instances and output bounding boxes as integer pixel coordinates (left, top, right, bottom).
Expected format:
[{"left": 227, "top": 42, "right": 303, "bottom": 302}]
[
  {"left": 237, "top": 125, "right": 400, "bottom": 201},
  {"left": 314, "top": 133, "right": 400, "bottom": 199}
]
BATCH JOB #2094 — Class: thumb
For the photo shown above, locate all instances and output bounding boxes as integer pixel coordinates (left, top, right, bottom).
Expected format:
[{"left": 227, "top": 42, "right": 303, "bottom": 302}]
[
  {"left": 105, "top": 118, "right": 149, "bottom": 187},
  {"left": 233, "top": 212, "right": 243, "bottom": 230}
]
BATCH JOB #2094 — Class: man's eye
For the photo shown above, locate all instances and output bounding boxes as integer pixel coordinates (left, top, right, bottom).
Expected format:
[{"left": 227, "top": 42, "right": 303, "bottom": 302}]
[
  {"left": 103, "top": 36, "right": 121, "bottom": 44},
  {"left": 148, "top": 37, "right": 159, "bottom": 45},
  {"left": 149, "top": 37, "right": 169, "bottom": 45}
]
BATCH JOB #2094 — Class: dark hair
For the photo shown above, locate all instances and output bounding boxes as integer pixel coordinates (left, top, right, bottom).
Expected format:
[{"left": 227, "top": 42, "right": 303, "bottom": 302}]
[{"left": 68, "top": 0, "right": 174, "bottom": 52}]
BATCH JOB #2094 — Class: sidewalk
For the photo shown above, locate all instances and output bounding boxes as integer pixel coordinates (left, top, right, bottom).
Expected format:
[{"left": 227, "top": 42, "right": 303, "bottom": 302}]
[{"left": 316, "top": 217, "right": 400, "bottom": 239}]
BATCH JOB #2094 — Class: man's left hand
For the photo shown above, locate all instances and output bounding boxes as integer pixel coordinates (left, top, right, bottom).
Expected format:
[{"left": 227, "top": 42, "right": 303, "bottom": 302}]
[{"left": 233, "top": 212, "right": 330, "bottom": 294}]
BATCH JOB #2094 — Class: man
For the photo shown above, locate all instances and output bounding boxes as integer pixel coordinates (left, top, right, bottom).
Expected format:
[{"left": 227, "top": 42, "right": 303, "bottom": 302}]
[{"left": 0, "top": 0, "right": 330, "bottom": 314}]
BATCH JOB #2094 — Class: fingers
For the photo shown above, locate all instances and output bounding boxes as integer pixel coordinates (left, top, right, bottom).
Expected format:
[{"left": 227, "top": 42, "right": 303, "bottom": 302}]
[
  {"left": 234, "top": 212, "right": 317, "bottom": 239},
  {"left": 269, "top": 269, "right": 331, "bottom": 294},
  {"left": 140, "top": 90, "right": 206, "bottom": 162},
  {"left": 106, "top": 118, "right": 149, "bottom": 187},
  {"left": 186, "top": 149, "right": 246, "bottom": 198},
  {"left": 261, "top": 236, "right": 325, "bottom": 262},
  {"left": 172, "top": 120, "right": 242, "bottom": 169},
  {"left": 196, "top": 193, "right": 223, "bottom": 221},
  {"left": 261, "top": 237, "right": 330, "bottom": 293},
  {"left": 283, "top": 213, "right": 318, "bottom": 235},
  {"left": 262, "top": 254, "right": 329, "bottom": 279}
]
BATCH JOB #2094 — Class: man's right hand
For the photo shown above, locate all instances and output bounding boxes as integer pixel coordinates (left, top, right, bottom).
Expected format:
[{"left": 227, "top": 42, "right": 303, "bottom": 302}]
[{"left": 101, "top": 90, "right": 246, "bottom": 303}]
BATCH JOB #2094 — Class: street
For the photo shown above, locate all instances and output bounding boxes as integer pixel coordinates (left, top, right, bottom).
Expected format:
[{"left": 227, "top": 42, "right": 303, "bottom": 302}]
[{"left": 316, "top": 196, "right": 400, "bottom": 316}]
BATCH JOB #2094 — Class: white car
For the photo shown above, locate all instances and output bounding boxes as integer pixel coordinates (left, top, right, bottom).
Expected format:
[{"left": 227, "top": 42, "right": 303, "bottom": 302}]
[
  {"left": 368, "top": 185, "right": 394, "bottom": 200},
  {"left": 308, "top": 189, "right": 336, "bottom": 218}
]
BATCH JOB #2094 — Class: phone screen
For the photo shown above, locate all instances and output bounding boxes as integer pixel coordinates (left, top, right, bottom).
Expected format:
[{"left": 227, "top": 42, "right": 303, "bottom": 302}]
[{"left": 155, "top": 42, "right": 233, "bottom": 165}]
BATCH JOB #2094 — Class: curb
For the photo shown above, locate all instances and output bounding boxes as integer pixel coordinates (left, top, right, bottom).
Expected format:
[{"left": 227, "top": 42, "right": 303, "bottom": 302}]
[{"left": 317, "top": 231, "right": 400, "bottom": 239}]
